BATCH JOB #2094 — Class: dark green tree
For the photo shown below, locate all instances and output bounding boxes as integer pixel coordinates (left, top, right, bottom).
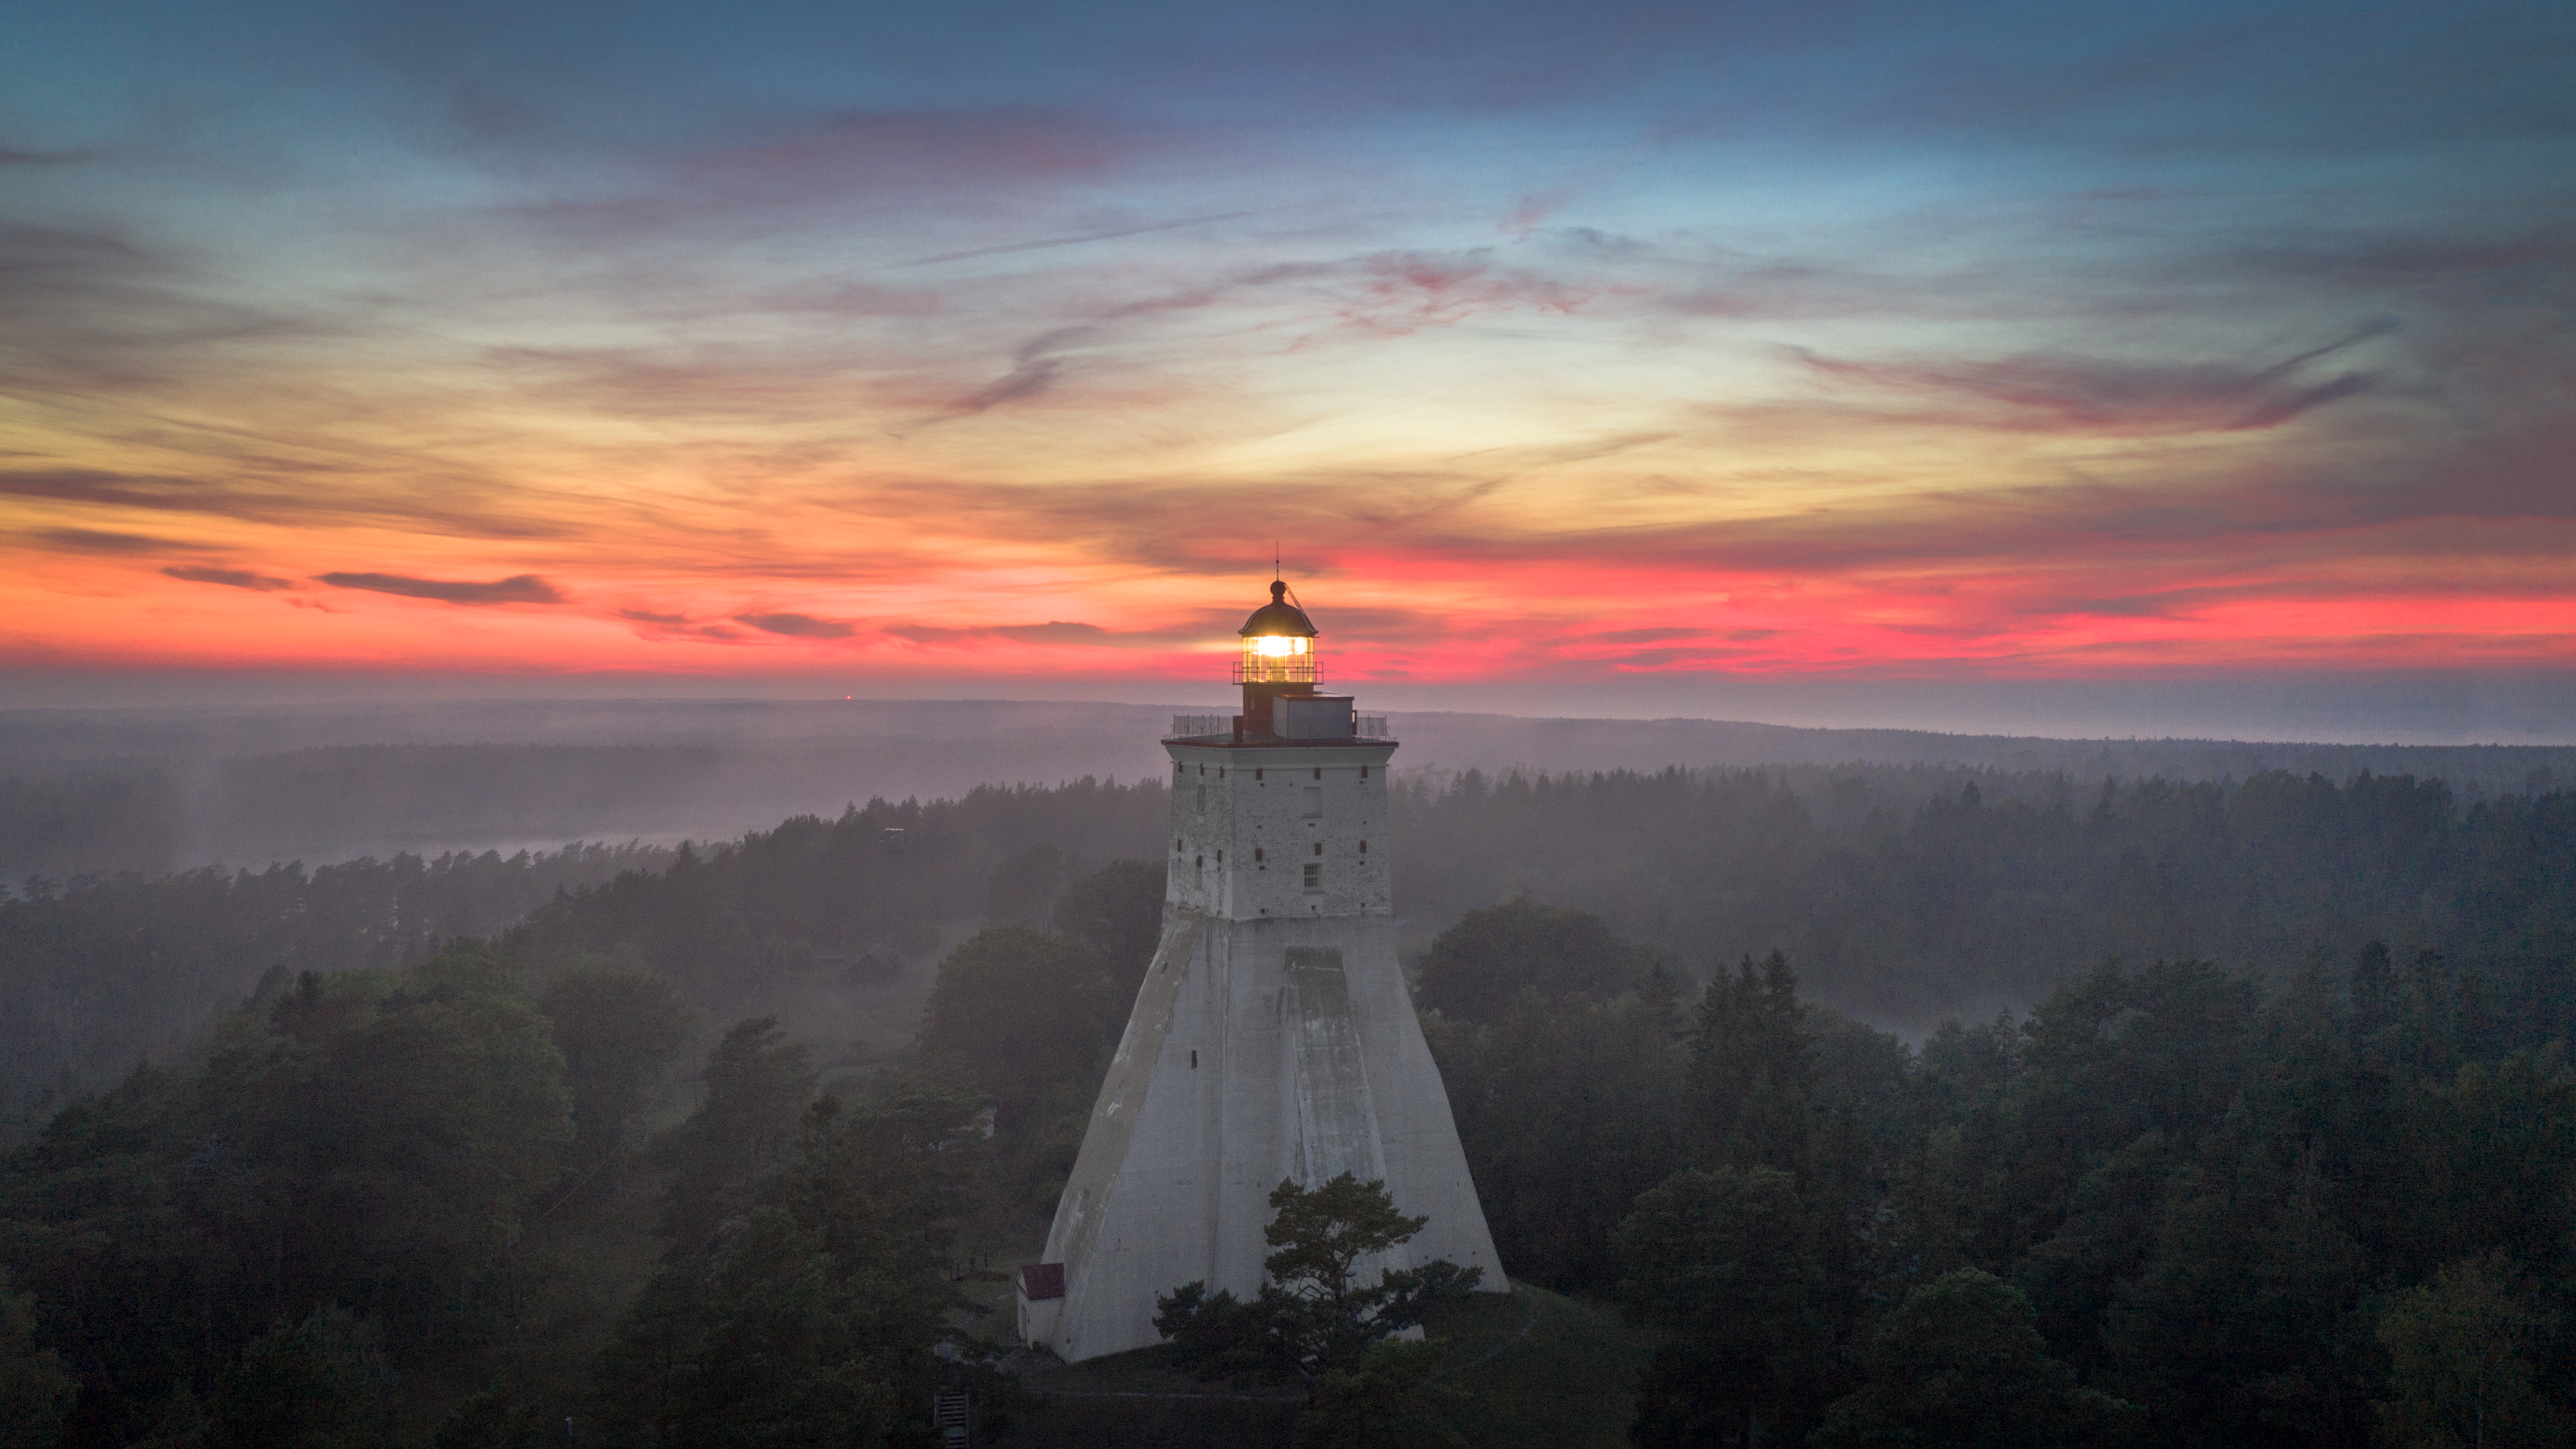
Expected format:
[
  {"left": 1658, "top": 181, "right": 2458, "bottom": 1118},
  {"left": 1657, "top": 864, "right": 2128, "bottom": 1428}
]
[
  {"left": 915, "top": 926, "right": 1121, "bottom": 1133},
  {"left": 1615, "top": 1165, "right": 1830, "bottom": 1449},
  {"left": 538, "top": 968, "right": 694, "bottom": 1169},
  {"left": 985, "top": 844, "right": 1077, "bottom": 928},
  {"left": 1050, "top": 859, "right": 1167, "bottom": 1000},
  {"left": 2102, "top": 1111, "right": 2368, "bottom": 1446},
  {"left": 0, "top": 1268, "right": 74, "bottom": 1449},
  {"left": 1426, "top": 988, "right": 1690, "bottom": 1291},
  {"left": 656, "top": 1016, "right": 816, "bottom": 1257},
  {"left": 2372, "top": 1255, "right": 2565, "bottom": 1449},
  {"left": 594, "top": 1086, "right": 980, "bottom": 1447},
  {"left": 432, "top": 1390, "right": 546, "bottom": 1449},
  {"left": 1691, "top": 952, "right": 1816, "bottom": 1179},
  {"left": 209, "top": 1305, "right": 390, "bottom": 1449},
  {"left": 1415, "top": 897, "right": 1643, "bottom": 1022},
  {"left": 128, "top": 1386, "right": 210, "bottom": 1449},
  {"left": 2398, "top": 1051, "right": 2576, "bottom": 1290},
  {"left": 1156, "top": 1174, "right": 1480, "bottom": 1384},
  {"left": 1814, "top": 1269, "right": 2132, "bottom": 1448},
  {"left": 1296, "top": 1340, "right": 1468, "bottom": 1449}
]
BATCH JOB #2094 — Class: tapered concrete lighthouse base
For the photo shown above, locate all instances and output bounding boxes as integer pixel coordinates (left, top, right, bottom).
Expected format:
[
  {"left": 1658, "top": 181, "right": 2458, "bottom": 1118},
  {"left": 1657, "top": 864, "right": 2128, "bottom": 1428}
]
[{"left": 1021, "top": 907, "right": 1505, "bottom": 1362}]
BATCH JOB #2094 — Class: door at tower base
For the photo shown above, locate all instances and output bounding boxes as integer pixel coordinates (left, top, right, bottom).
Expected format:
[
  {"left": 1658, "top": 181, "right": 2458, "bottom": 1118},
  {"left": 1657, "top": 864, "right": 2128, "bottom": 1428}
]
[{"left": 1020, "top": 909, "right": 1506, "bottom": 1362}]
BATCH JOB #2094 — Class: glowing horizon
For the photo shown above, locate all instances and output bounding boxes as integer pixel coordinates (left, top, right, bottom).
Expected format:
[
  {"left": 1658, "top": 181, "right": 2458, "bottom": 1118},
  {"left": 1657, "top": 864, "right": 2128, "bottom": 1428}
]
[{"left": 4, "top": 1, "right": 2569, "bottom": 703}]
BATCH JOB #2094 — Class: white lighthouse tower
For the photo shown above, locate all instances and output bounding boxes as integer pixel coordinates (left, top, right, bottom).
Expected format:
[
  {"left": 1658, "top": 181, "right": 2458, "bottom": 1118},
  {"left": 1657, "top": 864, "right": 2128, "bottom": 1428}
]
[{"left": 1016, "top": 579, "right": 1506, "bottom": 1361}]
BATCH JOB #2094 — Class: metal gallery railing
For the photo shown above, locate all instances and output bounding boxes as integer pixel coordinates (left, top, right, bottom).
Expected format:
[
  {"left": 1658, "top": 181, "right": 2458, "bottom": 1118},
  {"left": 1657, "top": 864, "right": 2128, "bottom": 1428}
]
[{"left": 1231, "top": 658, "right": 1321, "bottom": 685}]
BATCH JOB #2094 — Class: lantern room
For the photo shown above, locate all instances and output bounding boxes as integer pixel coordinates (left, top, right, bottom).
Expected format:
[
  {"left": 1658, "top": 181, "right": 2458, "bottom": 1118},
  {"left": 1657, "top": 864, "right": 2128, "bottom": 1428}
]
[
  {"left": 1167, "top": 579, "right": 1389, "bottom": 744},
  {"left": 1236, "top": 580, "right": 1319, "bottom": 686}
]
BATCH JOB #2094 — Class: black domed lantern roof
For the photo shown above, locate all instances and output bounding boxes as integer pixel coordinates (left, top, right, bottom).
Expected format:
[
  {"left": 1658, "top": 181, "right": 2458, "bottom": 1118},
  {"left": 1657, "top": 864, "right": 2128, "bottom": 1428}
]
[{"left": 1239, "top": 579, "right": 1318, "bottom": 638}]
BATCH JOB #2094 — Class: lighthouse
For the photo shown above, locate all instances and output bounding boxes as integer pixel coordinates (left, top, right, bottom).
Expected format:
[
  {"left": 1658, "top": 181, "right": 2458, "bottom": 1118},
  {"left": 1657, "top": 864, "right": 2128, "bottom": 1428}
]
[{"left": 1016, "top": 579, "right": 1507, "bottom": 1361}]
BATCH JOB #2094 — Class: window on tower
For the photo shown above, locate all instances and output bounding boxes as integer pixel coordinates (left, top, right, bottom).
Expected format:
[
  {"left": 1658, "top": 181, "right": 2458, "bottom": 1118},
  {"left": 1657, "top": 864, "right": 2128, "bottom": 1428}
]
[{"left": 1302, "top": 863, "right": 1321, "bottom": 892}]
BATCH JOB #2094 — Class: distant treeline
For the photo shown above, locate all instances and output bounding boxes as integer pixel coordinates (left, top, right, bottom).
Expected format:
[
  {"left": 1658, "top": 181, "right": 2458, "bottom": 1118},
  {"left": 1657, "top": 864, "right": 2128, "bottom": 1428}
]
[
  {"left": 0, "top": 770, "right": 186, "bottom": 882},
  {"left": 8, "top": 713, "right": 2573, "bottom": 881},
  {"left": 1395, "top": 765, "right": 2576, "bottom": 1029},
  {"left": 0, "top": 844, "right": 669, "bottom": 1140},
  {"left": 0, "top": 747, "right": 730, "bottom": 881},
  {"left": 440, "top": 763, "right": 2576, "bottom": 1039},
  {"left": 0, "top": 778, "right": 1169, "bottom": 1142}
]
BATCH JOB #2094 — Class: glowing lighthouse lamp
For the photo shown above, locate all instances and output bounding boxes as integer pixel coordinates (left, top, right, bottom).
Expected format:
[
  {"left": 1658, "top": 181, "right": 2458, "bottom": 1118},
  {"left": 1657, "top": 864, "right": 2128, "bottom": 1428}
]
[{"left": 1221, "top": 579, "right": 1365, "bottom": 742}]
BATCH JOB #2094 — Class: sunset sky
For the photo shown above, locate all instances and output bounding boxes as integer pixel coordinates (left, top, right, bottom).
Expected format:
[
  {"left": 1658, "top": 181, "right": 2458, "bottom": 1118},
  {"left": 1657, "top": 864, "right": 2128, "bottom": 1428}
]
[{"left": 3, "top": 0, "right": 2570, "bottom": 732}]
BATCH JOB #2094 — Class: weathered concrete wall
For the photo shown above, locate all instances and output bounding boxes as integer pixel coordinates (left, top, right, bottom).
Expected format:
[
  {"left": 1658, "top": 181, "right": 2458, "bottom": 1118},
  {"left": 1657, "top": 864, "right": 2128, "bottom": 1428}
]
[
  {"left": 1030, "top": 738, "right": 1504, "bottom": 1363},
  {"left": 1166, "top": 743, "right": 1392, "bottom": 920}
]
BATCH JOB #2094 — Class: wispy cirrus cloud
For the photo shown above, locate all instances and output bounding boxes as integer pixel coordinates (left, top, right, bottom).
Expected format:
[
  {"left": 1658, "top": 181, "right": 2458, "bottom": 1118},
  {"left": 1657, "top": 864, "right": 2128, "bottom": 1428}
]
[
  {"left": 320, "top": 572, "right": 564, "bottom": 604},
  {"left": 2, "top": 467, "right": 268, "bottom": 515},
  {"left": 1791, "top": 319, "right": 2400, "bottom": 436},
  {"left": 0, "top": 147, "right": 99, "bottom": 167},
  {"left": 885, "top": 620, "right": 1117, "bottom": 645},
  {"left": 24, "top": 527, "right": 213, "bottom": 555},
  {"left": 738, "top": 611, "right": 855, "bottom": 638},
  {"left": 613, "top": 608, "right": 744, "bottom": 641},
  {"left": 896, "top": 210, "right": 1257, "bottom": 268},
  {"left": 166, "top": 564, "right": 293, "bottom": 590},
  {"left": 923, "top": 327, "right": 1097, "bottom": 424}
]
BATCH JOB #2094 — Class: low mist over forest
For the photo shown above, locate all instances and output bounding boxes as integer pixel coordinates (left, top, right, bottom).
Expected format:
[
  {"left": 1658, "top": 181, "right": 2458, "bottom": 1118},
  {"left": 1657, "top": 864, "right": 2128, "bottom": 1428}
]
[
  {"left": 6, "top": 698, "right": 2570, "bottom": 878},
  {"left": 7, "top": 738, "right": 2572, "bottom": 1137},
  {"left": 2, "top": 711, "right": 2571, "bottom": 1446}
]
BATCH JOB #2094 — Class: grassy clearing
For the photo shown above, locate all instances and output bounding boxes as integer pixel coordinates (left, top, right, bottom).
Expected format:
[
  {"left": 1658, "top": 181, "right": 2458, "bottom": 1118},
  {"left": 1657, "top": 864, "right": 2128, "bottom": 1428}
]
[
  {"left": 1427, "top": 1283, "right": 1652, "bottom": 1448},
  {"left": 1003, "top": 1343, "right": 1302, "bottom": 1448},
  {"left": 989, "top": 1282, "right": 1647, "bottom": 1447}
]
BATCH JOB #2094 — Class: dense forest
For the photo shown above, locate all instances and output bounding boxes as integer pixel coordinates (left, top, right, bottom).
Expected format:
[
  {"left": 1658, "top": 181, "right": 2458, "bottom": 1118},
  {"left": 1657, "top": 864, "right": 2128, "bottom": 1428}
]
[
  {"left": 0, "top": 764, "right": 2569, "bottom": 1444},
  {"left": 10, "top": 764, "right": 2571, "bottom": 1140},
  {"left": 1419, "top": 914, "right": 2576, "bottom": 1446}
]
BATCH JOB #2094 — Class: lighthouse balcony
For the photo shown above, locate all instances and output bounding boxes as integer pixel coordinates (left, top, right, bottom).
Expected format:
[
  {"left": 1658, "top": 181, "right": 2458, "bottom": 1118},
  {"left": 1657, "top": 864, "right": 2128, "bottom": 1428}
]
[{"left": 1166, "top": 709, "right": 1393, "bottom": 744}]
